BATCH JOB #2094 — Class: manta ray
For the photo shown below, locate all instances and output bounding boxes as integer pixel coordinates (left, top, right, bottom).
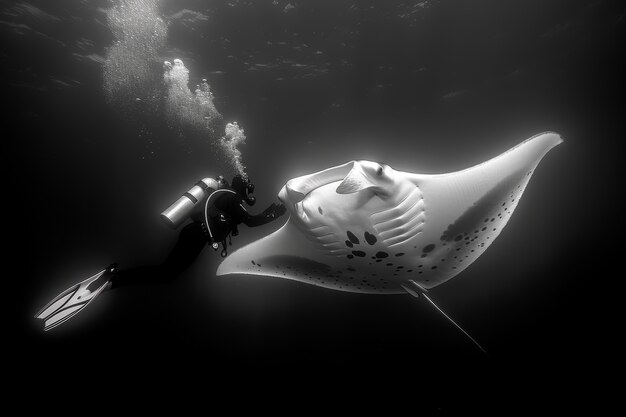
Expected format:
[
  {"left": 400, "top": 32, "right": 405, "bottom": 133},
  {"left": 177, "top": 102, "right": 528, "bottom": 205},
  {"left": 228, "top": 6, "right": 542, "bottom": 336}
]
[{"left": 217, "top": 132, "right": 563, "bottom": 352}]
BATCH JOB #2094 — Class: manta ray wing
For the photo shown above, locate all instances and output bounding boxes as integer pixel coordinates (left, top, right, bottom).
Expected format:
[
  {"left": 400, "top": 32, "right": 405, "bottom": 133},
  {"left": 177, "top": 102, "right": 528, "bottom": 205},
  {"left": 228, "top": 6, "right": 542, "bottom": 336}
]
[
  {"left": 216, "top": 220, "right": 351, "bottom": 289},
  {"left": 402, "top": 131, "right": 563, "bottom": 288},
  {"left": 217, "top": 132, "right": 562, "bottom": 294}
]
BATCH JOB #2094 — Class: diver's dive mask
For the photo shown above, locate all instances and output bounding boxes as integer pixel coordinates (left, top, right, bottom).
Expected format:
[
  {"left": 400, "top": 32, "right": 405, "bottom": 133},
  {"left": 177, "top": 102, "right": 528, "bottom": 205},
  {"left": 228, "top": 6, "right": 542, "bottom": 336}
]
[{"left": 245, "top": 182, "right": 256, "bottom": 205}]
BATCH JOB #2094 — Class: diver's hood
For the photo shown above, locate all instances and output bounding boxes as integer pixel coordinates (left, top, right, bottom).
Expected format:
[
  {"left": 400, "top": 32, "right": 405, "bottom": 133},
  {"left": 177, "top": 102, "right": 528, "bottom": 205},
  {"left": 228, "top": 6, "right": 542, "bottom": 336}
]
[{"left": 232, "top": 177, "right": 256, "bottom": 206}]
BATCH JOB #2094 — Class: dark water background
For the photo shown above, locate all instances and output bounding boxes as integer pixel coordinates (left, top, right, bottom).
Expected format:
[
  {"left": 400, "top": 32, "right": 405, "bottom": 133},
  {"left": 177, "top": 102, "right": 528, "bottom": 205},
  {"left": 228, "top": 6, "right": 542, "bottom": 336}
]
[{"left": 2, "top": 0, "right": 623, "bottom": 410}]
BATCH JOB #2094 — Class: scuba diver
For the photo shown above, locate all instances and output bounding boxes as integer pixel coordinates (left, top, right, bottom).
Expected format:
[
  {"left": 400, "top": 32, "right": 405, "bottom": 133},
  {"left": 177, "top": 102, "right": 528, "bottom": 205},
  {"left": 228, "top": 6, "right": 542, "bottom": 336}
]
[{"left": 35, "top": 174, "right": 286, "bottom": 331}]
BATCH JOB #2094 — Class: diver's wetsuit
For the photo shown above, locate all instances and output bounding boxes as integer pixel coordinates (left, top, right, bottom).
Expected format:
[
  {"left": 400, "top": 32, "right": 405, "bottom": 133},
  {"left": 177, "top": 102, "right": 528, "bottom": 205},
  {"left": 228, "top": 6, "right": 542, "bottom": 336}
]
[
  {"left": 110, "top": 188, "right": 285, "bottom": 288},
  {"left": 207, "top": 188, "right": 284, "bottom": 238}
]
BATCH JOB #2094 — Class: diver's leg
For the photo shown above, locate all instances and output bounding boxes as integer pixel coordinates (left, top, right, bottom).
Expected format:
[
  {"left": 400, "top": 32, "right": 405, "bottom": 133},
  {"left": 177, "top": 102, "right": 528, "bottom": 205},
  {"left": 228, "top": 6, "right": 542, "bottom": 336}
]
[
  {"left": 110, "top": 222, "right": 208, "bottom": 288},
  {"left": 160, "top": 221, "right": 208, "bottom": 278}
]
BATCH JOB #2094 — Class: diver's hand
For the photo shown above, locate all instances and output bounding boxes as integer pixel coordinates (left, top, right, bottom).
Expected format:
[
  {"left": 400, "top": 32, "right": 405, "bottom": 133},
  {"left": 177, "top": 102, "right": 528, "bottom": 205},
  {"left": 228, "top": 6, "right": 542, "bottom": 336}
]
[
  {"left": 274, "top": 202, "right": 287, "bottom": 218},
  {"left": 263, "top": 203, "right": 287, "bottom": 219}
]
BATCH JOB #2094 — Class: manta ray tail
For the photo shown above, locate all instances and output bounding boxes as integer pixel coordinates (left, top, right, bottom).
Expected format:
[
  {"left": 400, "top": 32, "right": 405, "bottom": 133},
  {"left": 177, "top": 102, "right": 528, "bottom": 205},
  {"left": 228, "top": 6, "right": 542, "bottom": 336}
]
[{"left": 401, "top": 280, "right": 487, "bottom": 356}]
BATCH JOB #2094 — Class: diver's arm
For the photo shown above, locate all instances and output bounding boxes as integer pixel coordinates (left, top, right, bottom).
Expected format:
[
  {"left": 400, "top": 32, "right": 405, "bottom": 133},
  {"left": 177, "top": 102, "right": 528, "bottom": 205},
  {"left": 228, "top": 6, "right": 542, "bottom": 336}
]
[{"left": 237, "top": 202, "right": 286, "bottom": 227}]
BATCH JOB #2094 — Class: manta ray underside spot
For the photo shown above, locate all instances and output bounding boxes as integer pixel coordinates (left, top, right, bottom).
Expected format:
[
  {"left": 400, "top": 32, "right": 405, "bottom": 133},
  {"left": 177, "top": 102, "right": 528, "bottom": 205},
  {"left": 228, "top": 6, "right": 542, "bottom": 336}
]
[{"left": 217, "top": 132, "right": 563, "bottom": 352}]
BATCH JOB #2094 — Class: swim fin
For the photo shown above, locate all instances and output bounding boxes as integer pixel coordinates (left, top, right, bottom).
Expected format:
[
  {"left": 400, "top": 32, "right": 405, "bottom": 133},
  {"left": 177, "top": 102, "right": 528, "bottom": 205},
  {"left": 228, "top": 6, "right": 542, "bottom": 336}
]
[{"left": 35, "top": 263, "right": 118, "bottom": 331}]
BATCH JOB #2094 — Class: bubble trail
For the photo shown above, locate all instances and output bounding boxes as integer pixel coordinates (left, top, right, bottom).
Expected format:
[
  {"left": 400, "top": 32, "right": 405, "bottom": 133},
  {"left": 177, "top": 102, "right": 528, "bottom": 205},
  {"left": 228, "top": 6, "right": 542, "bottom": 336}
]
[
  {"left": 103, "top": 0, "right": 167, "bottom": 106},
  {"left": 103, "top": 1, "right": 245, "bottom": 172},
  {"left": 163, "top": 58, "right": 222, "bottom": 134},
  {"left": 219, "top": 122, "right": 247, "bottom": 178}
]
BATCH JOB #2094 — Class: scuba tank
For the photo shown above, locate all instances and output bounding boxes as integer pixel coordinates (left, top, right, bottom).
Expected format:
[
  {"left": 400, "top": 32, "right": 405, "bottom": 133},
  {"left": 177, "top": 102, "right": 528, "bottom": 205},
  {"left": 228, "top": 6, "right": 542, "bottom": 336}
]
[{"left": 160, "top": 178, "right": 220, "bottom": 228}]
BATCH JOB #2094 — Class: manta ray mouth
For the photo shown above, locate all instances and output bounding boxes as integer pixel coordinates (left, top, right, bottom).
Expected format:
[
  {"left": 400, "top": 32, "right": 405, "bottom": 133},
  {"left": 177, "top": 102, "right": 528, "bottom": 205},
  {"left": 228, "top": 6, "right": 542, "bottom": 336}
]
[{"left": 282, "top": 161, "right": 356, "bottom": 203}]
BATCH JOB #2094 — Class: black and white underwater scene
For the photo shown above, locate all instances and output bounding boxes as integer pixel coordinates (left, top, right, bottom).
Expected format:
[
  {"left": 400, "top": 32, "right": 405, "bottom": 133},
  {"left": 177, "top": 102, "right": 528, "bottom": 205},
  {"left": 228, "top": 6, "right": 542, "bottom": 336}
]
[{"left": 3, "top": 0, "right": 623, "bottom": 410}]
